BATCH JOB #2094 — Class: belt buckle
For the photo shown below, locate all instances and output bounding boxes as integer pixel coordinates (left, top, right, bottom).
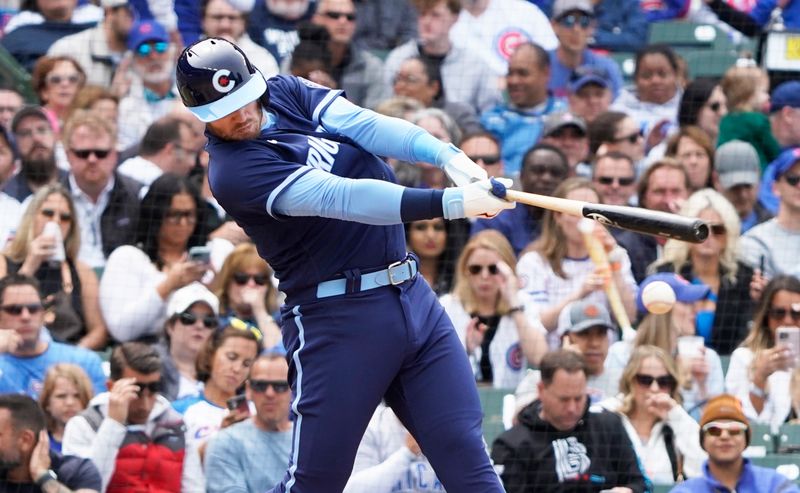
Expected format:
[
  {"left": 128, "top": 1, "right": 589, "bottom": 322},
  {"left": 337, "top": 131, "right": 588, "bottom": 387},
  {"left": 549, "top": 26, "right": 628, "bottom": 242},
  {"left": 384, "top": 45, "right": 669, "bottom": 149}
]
[{"left": 387, "top": 259, "right": 411, "bottom": 286}]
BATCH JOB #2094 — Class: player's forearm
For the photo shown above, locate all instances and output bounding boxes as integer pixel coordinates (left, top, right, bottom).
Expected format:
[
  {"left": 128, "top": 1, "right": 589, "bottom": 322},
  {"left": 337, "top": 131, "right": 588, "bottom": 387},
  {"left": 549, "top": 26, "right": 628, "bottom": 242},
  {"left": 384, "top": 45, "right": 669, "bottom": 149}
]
[{"left": 320, "top": 97, "right": 459, "bottom": 167}]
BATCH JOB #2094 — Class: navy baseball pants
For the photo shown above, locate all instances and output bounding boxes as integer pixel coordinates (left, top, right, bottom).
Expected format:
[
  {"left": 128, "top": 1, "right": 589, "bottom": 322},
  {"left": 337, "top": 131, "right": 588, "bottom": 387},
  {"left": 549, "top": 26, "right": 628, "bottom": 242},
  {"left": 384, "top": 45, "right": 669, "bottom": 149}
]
[{"left": 268, "top": 275, "right": 505, "bottom": 492}]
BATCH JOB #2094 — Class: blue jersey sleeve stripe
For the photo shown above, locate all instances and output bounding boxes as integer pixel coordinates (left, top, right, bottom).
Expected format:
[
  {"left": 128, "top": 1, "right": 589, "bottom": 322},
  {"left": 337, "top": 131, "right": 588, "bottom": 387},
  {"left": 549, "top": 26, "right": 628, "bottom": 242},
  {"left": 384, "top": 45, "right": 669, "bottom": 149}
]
[
  {"left": 266, "top": 167, "right": 313, "bottom": 218},
  {"left": 311, "top": 89, "right": 344, "bottom": 127}
]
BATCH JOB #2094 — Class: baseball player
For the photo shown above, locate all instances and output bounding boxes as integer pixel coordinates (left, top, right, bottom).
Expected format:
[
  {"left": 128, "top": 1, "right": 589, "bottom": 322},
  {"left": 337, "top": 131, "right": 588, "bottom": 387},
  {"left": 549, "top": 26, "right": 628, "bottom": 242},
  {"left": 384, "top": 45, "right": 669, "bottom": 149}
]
[{"left": 175, "top": 38, "right": 512, "bottom": 492}]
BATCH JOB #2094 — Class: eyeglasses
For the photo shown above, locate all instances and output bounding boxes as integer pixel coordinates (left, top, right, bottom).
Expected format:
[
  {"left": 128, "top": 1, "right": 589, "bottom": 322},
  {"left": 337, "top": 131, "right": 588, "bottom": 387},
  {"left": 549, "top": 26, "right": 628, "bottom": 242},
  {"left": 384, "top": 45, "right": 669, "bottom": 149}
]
[
  {"left": 467, "top": 264, "right": 499, "bottom": 276},
  {"left": 249, "top": 379, "right": 291, "bottom": 393},
  {"left": 703, "top": 421, "right": 748, "bottom": 437},
  {"left": 135, "top": 41, "right": 169, "bottom": 57},
  {"left": 46, "top": 74, "right": 82, "bottom": 86},
  {"left": 208, "top": 13, "right": 243, "bottom": 22},
  {"left": 0, "top": 303, "right": 44, "bottom": 315},
  {"left": 557, "top": 13, "right": 592, "bottom": 29},
  {"left": 393, "top": 74, "right": 424, "bottom": 85},
  {"left": 40, "top": 208, "right": 72, "bottom": 223},
  {"left": 707, "top": 101, "right": 723, "bottom": 113},
  {"left": 134, "top": 381, "right": 162, "bottom": 397},
  {"left": 468, "top": 155, "right": 501, "bottom": 165},
  {"left": 163, "top": 209, "right": 197, "bottom": 224},
  {"left": 15, "top": 126, "right": 52, "bottom": 139},
  {"left": 634, "top": 373, "right": 676, "bottom": 390},
  {"left": 596, "top": 176, "right": 635, "bottom": 186},
  {"left": 768, "top": 306, "right": 800, "bottom": 323},
  {"left": 228, "top": 317, "right": 263, "bottom": 342},
  {"left": 178, "top": 311, "right": 219, "bottom": 329},
  {"left": 323, "top": 11, "right": 356, "bottom": 21},
  {"left": 612, "top": 130, "right": 643, "bottom": 144},
  {"left": 70, "top": 148, "right": 111, "bottom": 159},
  {"left": 232, "top": 272, "right": 268, "bottom": 286},
  {"left": 709, "top": 223, "right": 727, "bottom": 236},
  {"left": 526, "top": 164, "right": 567, "bottom": 178},
  {"left": 783, "top": 174, "right": 800, "bottom": 187}
]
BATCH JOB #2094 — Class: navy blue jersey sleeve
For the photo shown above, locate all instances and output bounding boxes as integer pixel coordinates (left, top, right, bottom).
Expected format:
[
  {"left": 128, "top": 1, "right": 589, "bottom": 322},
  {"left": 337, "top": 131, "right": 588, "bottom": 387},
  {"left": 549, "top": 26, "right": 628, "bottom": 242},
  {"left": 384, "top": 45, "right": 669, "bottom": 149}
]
[{"left": 268, "top": 75, "right": 344, "bottom": 127}]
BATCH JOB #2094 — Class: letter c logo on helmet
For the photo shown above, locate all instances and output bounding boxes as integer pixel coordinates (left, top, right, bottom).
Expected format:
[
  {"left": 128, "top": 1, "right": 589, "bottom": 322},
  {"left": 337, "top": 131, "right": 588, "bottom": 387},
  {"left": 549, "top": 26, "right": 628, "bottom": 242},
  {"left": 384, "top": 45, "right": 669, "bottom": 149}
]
[
  {"left": 212, "top": 69, "right": 236, "bottom": 93},
  {"left": 175, "top": 38, "right": 268, "bottom": 123}
]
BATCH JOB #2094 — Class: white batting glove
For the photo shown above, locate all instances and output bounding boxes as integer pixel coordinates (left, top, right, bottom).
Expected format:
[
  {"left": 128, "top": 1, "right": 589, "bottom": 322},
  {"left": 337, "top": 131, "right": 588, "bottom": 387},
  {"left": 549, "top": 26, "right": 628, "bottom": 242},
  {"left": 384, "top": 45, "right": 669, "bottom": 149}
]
[
  {"left": 442, "top": 152, "right": 489, "bottom": 187},
  {"left": 443, "top": 178, "right": 515, "bottom": 219}
]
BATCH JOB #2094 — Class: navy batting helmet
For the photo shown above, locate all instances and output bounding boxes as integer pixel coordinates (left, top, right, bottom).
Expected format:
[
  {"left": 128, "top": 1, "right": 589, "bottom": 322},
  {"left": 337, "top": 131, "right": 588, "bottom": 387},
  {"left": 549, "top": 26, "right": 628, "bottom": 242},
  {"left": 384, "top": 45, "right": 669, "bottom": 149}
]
[{"left": 176, "top": 37, "right": 268, "bottom": 123}]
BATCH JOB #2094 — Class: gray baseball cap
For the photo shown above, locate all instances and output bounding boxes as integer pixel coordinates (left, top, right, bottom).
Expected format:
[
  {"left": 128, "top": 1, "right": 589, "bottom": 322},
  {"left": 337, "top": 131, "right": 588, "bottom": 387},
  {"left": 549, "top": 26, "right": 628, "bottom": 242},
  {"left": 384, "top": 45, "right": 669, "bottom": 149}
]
[
  {"left": 557, "top": 300, "right": 615, "bottom": 335},
  {"left": 543, "top": 111, "right": 587, "bottom": 137},
  {"left": 715, "top": 140, "right": 760, "bottom": 189},
  {"left": 552, "top": 0, "right": 594, "bottom": 19}
]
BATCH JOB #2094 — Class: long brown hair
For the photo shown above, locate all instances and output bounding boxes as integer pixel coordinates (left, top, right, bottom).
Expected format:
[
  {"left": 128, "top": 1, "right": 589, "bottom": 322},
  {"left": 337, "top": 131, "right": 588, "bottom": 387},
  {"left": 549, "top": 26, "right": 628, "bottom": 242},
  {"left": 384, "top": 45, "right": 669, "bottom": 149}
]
[
  {"left": 528, "top": 177, "right": 597, "bottom": 278},
  {"left": 212, "top": 242, "right": 278, "bottom": 314},
  {"left": 618, "top": 345, "right": 683, "bottom": 416},
  {"left": 742, "top": 275, "right": 800, "bottom": 352},
  {"left": 452, "top": 230, "right": 517, "bottom": 315}
]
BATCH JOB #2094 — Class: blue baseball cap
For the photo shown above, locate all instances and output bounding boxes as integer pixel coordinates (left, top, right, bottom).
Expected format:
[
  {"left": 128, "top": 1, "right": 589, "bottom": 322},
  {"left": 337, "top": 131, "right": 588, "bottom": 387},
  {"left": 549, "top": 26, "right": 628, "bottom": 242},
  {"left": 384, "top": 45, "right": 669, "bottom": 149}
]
[
  {"left": 767, "top": 147, "right": 800, "bottom": 182},
  {"left": 770, "top": 81, "right": 800, "bottom": 113},
  {"left": 127, "top": 20, "right": 169, "bottom": 51},
  {"left": 568, "top": 66, "right": 610, "bottom": 93},
  {"left": 636, "top": 273, "right": 710, "bottom": 313}
]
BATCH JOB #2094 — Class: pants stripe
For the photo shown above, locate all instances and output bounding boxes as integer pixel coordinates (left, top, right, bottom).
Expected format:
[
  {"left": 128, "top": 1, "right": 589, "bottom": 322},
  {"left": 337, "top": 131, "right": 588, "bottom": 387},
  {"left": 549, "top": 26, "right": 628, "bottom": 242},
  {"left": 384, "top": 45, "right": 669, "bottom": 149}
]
[{"left": 285, "top": 305, "right": 306, "bottom": 492}]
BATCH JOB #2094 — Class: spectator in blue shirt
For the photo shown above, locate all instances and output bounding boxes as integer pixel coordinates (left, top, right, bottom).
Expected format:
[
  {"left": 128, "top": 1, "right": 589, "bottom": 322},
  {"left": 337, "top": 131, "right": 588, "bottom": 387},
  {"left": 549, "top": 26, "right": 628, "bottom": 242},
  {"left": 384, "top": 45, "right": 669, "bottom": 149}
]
[
  {"left": 671, "top": 394, "right": 800, "bottom": 493},
  {"left": 0, "top": 274, "right": 106, "bottom": 399},
  {"left": 547, "top": 0, "right": 624, "bottom": 99},
  {"left": 591, "top": 0, "right": 648, "bottom": 52}
]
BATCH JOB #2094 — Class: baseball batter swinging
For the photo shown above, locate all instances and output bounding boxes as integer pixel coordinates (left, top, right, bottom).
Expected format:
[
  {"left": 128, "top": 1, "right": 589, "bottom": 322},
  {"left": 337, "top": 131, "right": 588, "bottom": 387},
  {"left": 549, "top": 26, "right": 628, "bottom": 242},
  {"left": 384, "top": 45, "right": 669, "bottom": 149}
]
[{"left": 176, "top": 37, "right": 512, "bottom": 492}]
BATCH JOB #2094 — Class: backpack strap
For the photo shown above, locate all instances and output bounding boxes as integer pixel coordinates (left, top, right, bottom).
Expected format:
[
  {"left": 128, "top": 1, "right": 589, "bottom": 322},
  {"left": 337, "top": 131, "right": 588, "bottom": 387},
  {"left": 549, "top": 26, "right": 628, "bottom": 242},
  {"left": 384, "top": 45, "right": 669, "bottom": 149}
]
[{"left": 663, "top": 424, "right": 683, "bottom": 482}]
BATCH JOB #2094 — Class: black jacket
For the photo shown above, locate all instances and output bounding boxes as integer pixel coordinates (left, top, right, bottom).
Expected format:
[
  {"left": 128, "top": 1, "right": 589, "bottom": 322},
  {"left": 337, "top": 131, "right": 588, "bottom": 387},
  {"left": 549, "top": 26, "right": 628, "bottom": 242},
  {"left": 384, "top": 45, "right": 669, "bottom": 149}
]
[
  {"left": 491, "top": 400, "right": 647, "bottom": 493},
  {"left": 62, "top": 172, "right": 141, "bottom": 259}
]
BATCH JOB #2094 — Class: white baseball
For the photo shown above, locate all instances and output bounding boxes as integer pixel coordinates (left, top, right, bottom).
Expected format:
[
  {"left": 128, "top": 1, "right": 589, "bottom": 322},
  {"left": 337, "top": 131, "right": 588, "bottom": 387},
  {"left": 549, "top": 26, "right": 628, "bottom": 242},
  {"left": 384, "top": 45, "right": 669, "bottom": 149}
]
[{"left": 641, "top": 281, "right": 676, "bottom": 314}]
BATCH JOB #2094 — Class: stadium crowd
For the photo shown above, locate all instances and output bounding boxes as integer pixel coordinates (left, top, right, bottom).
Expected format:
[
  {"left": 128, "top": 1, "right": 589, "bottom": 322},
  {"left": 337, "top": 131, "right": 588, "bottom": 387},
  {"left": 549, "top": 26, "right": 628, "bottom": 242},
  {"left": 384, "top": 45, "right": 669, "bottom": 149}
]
[{"left": 0, "top": 0, "right": 799, "bottom": 491}]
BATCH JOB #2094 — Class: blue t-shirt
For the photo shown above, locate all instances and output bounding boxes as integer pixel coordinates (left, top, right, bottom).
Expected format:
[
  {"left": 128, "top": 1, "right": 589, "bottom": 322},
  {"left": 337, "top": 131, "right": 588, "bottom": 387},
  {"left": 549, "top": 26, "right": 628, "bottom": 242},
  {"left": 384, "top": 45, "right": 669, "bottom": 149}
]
[
  {"left": 0, "top": 341, "right": 106, "bottom": 399},
  {"left": 547, "top": 49, "right": 625, "bottom": 99},
  {"left": 206, "top": 76, "right": 407, "bottom": 297},
  {"left": 471, "top": 205, "right": 541, "bottom": 256},
  {"left": 246, "top": 2, "right": 314, "bottom": 66}
]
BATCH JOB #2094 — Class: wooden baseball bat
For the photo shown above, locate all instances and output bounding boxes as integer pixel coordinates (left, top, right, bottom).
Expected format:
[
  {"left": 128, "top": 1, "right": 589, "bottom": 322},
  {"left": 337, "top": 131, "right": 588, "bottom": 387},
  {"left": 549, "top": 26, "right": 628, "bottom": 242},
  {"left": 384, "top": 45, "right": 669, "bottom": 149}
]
[{"left": 493, "top": 184, "right": 709, "bottom": 243}]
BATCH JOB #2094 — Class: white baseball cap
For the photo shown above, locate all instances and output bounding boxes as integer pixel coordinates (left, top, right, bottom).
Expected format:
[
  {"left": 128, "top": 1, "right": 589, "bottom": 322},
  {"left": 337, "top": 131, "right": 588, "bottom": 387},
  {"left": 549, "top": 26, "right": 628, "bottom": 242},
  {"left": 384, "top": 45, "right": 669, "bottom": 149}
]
[{"left": 167, "top": 283, "right": 219, "bottom": 316}]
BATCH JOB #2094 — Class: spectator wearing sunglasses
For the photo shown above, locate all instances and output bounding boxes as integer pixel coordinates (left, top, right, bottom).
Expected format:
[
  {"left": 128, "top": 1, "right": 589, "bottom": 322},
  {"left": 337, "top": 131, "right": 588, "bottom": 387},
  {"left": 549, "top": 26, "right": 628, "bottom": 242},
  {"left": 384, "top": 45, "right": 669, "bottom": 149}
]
[
  {"left": 63, "top": 341, "right": 191, "bottom": 493},
  {"left": 440, "top": 230, "right": 547, "bottom": 389},
  {"left": 116, "top": 20, "right": 180, "bottom": 151},
  {"left": 213, "top": 242, "right": 282, "bottom": 350},
  {"left": 671, "top": 394, "right": 800, "bottom": 493},
  {"left": 61, "top": 112, "right": 142, "bottom": 270},
  {"left": 205, "top": 352, "right": 293, "bottom": 493},
  {"left": 725, "top": 276, "right": 800, "bottom": 427},
  {"left": 174, "top": 322, "right": 261, "bottom": 492},
  {"left": 588, "top": 111, "right": 646, "bottom": 169},
  {"left": 602, "top": 345, "right": 706, "bottom": 485},
  {"left": 547, "top": 0, "right": 623, "bottom": 100},
  {"left": 31, "top": 56, "right": 87, "bottom": 133},
  {"left": 156, "top": 283, "right": 219, "bottom": 401},
  {"left": 714, "top": 141, "right": 772, "bottom": 234},
  {"left": 678, "top": 78, "right": 728, "bottom": 146},
  {"left": 653, "top": 190, "right": 755, "bottom": 356},
  {"left": 739, "top": 149, "right": 800, "bottom": 281},
  {"left": 592, "top": 151, "right": 637, "bottom": 207},
  {"left": 0, "top": 184, "right": 109, "bottom": 349},
  {"left": 0, "top": 273, "right": 106, "bottom": 399}
]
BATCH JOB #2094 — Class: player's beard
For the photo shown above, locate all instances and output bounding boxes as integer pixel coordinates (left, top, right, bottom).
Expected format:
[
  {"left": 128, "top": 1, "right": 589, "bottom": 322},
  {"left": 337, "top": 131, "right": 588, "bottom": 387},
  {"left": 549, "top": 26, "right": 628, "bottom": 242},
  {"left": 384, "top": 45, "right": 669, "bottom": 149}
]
[{"left": 208, "top": 105, "right": 263, "bottom": 141}]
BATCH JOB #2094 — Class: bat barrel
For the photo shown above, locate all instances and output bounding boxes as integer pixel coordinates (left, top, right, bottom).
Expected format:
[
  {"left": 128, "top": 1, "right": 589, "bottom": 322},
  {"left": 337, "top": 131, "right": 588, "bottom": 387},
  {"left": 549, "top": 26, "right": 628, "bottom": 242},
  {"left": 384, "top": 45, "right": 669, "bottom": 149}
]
[{"left": 581, "top": 204, "right": 709, "bottom": 243}]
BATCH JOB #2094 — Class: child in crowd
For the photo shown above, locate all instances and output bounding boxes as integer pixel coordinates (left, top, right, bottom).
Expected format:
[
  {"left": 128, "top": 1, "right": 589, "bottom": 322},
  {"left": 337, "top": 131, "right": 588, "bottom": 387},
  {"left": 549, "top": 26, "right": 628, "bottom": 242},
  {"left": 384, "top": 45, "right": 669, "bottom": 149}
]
[{"left": 716, "top": 65, "right": 781, "bottom": 169}]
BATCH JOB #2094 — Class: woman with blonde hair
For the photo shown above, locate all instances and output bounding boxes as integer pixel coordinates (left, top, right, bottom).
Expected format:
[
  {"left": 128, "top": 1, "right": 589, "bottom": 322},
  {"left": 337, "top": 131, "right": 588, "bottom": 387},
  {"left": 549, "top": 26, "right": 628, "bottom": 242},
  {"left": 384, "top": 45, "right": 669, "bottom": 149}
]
[
  {"left": 439, "top": 230, "right": 546, "bottom": 389},
  {"left": 517, "top": 177, "right": 637, "bottom": 349},
  {"left": 39, "top": 363, "right": 93, "bottom": 453},
  {"left": 653, "top": 189, "right": 754, "bottom": 355},
  {"left": 604, "top": 345, "right": 706, "bottom": 484},
  {"left": 0, "top": 184, "right": 107, "bottom": 348},
  {"left": 213, "top": 242, "right": 281, "bottom": 349}
]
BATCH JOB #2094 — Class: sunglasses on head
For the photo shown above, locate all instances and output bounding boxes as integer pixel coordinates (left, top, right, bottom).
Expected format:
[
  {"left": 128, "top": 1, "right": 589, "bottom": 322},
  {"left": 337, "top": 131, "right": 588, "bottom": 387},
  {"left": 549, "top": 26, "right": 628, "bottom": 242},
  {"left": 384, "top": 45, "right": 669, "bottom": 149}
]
[
  {"left": 40, "top": 208, "right": 72, "bottom": 223},
  {"left": 557, "top": 13, "right": 592, "bottom": 28},
  {"left": 323, "top": 11, "right": 356, "bottom": 21},
  {"left": 249, "top": 379, "right": 291, "bottom": 393},
  {"left": 467, "top": 264, "right": 499, "bottom": 276},
  {"left": 468, "top": 155, "right": 501, "bottom": 165},
  {"left": 232, "top": 272, "right": 268, "bottom": 286},
  {"left": 178, "top": 311, "right": 219, "bottom": 329},
  {"left": 703, "top": 421, "right": 748, "bottom": 437},
  {"left": 634, "top": 373, "right": 676, "bottom": 390},
  {"left": 0, "top": 303, "right": 44, "bottom": 316},
  {"left": 134, "top": 381, "right": 162, "bottom": 397},
  {"left": 70, "top": 148, "right": 111, "bottom": 159},
  {"left": 613, "top": 130, "right": 643, "bottom": 144},
  {"left": 783, "top": 174, "right": 800, "bottom": 187},
  {"left": 768, "top": 306, "right": 800, "bottom": 322},
  {"left": 709, "top": 223, "right": 727, "bottom": 236},
  {"left": 596, "top": 176, "right": 635, "bottom": 186},
  {"left": 135, "top": 41, "right": 169, "bottom": 57},
  {"left": 46, "top": 74, "right": 81, "bottom": 86}
]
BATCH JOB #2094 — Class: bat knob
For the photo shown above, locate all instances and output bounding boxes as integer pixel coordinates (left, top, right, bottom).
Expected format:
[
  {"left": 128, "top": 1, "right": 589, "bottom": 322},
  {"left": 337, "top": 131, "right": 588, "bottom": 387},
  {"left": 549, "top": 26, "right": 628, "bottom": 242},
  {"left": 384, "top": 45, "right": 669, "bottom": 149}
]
[{"left": 489, "top": 177, "right": 507, "bottom": 199}]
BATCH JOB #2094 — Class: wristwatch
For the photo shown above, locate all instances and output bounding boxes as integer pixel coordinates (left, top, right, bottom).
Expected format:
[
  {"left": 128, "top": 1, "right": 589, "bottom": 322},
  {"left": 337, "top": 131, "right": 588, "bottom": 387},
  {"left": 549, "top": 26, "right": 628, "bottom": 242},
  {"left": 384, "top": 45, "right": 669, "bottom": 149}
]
[
  {"left": 749, "top": 382, "right": 768, "bottom": 399},
  {"left": 35, "top": 469, "right": 57, "bottom": 488}
]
